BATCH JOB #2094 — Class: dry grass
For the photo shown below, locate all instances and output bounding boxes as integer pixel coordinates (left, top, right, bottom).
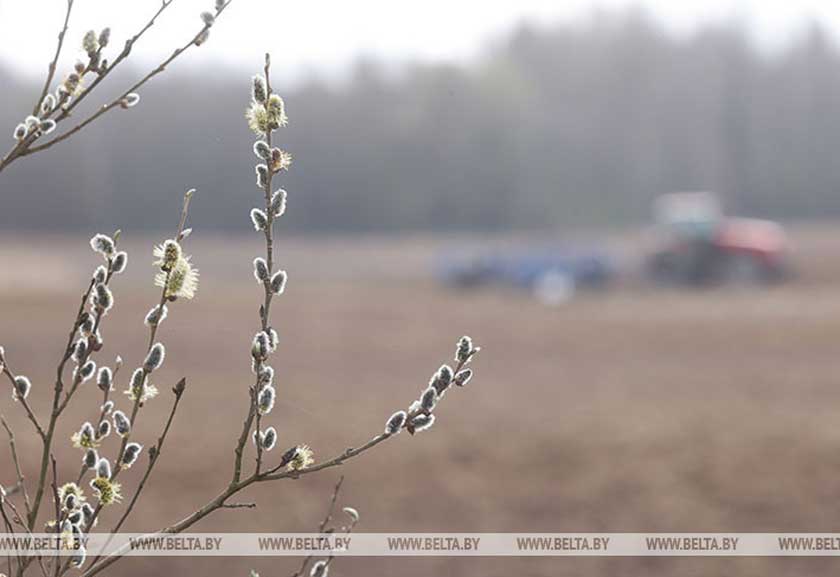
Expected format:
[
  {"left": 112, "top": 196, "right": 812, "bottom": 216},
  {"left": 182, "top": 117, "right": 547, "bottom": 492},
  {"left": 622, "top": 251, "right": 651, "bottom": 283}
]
[{"left": 3, "top": 227, "right": 840, "bottom": 576}]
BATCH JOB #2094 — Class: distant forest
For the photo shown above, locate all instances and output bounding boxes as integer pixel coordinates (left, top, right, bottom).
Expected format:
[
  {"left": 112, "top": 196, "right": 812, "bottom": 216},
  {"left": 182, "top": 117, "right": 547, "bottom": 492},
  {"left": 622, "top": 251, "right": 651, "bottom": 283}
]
[{"left": 3, "top": 11, "right": 840, "bottom": 233}]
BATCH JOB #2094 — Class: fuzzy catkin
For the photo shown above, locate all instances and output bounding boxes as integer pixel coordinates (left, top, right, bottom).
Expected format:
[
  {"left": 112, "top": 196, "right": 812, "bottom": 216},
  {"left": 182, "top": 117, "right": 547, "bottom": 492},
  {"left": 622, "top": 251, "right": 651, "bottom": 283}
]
[
  {"left": 385, "top": 410, "right": 407, "bottom": 435},
  {"left": 144, "top": 342, "right": 165, "bottom": 372}
]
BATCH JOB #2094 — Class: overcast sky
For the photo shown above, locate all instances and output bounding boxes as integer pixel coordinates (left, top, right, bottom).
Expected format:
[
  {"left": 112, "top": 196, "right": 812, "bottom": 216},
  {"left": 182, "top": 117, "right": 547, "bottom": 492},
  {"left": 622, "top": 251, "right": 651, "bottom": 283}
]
[{"left": 1, "top": 0, "right": 839, "bottom": 85}]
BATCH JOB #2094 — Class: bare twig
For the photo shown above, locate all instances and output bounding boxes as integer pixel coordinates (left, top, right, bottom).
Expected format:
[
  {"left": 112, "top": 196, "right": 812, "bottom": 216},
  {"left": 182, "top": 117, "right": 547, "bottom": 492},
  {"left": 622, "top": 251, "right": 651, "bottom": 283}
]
[
  {"left": 109, "top": 378, "right": 186, "bottom": 534},
  {"left": 1, "top": 417, "right": 32, "bottom": 520},
  {"left": 291, "top": 476, "right": 344, "bottom": 577},
  {"left": 319, "top": 476, "right": 344, "bottom": 533},
  {"left": 49, "top": 456, "right": 59, "bottom": 577},
  {"left": 21, "top": 2, "right": 235, "bottom": 159},
  {"left": 32, "top": 0, "right": 75, "bottom": 117},
  {"left": 0, "top": 1, "right": 236, "bottom": 174},
  {"left": 0, "top": 497, "right": 20, "bottom": 577},
  {"left": 232, "top": 387, "right": 258, "bottom": 485},
  {"left": 51, "top": 0, "right": 177, "bottom": 123}
]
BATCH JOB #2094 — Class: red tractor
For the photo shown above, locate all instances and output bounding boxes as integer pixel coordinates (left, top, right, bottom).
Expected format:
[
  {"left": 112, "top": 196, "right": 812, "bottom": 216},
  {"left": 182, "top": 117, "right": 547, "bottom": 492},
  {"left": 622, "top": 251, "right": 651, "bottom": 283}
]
[{"left": 646, "top": 192, "right": 789, "bottom": 286}]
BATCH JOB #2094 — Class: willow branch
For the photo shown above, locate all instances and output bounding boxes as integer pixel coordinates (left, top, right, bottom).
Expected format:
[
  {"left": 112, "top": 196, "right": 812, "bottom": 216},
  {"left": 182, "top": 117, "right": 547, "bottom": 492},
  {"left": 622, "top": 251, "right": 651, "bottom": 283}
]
[
  {"left": 233, "top": 53, "right": 274, "bottom": 484},
  {"left": 81, "top": 190, "right": 194, "bottom": 543},
  {"left": 53, "top": 0, "right": 176, "bottom": 123},
  {"left": 0, "top": 1, "right": 236, "bottom": 174},
  {"left": 22, "top": 1, "right": 235, "bottom": 158},
  {"left": 79, "top": 379, "right": 187, "bottom": 574}
]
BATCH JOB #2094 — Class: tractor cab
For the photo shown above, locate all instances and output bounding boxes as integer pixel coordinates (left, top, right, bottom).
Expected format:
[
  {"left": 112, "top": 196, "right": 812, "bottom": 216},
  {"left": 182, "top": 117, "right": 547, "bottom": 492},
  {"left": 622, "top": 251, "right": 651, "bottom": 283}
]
[
  {"left": 648, "top": 192, "right": 788, "bottom": 286},
  {"left": 654, "top": 192, "right": 722, "bottom": 240}
]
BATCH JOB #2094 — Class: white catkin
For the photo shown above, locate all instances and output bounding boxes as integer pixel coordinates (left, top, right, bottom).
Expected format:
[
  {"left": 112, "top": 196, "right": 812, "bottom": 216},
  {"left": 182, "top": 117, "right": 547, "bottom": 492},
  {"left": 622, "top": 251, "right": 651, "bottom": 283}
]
[
  {"left": 258, "top": 365, "right": 274, "bottom": 386},
  {"left": 112, "top": 251, "right": 128, "bottom": 273},
  {"left": 195, "top": 28, "right": 210, "bottom": 46},
  {"left": 41, "top": 94, "right": 56, "bottom": 114},
  {"left": 79, "top": 422, "right": 95, "bottom": 441},
  {"left": 13, "top": 376, "right": 31, "bottom": 401},
  {"left": 420, "top": 387, "right": 438, "bottom": 412},
  {"left": 92, "top": 283, "right": 113, "bottom": 313},
  {"left": 81, "top": 503, "right": 95, "bottom": 527},
  {"left": 113, "top": 410, "right": 131, "bottom": 436},
  {"left": 310, "top": 560, "right": 329, "bottom": 577},
  {"left": 411, "top": 413, "right": 435, "bottom": 433},
  {"left": 253, "top": 141, "right": 271, "bottom": 161},
  {"left": 39, "top": 119, "right": 56, "bottom": 134},
  {"left": 385, "top": 410, "right": 407, "bottom": 435},
  {"left": 96, "top": 458, "right": 111, "bottom": 480},
  {"left": 84, "top": 449, "right": 98, "bottom": 469},
  {"left": 430, "top": 364, "right": 453, "bottom": 396},
  {"left": 270, "top": 189, "right": 287, "bottom": 217},
  {"left": 454, "top": 369, "right": 473, "bottom": 387},
  {"left": 14, "top": 123, "right": 27, "bottom": 141},
  {"left": 253, "top": 257, "right": 269, "bottom": 282},
  {"left": 258, "top": 385, "right": 276, "bottom": 415},
  {"left": 250, "top": 208, "right": 268, "bottom": 231},
  {"left": 252, "top": 75, "right": 267, "bottom": 103},
  {"left": 72, "top": 338, "right": 88, "bottom": 363},
  {"left": 96, "top": 367, "right": 113, "bottom": 391},
  {"left": 89, "top": 234, "right": 115, "bottom": 256},
  {"left": 122, "top": 443, "right": 143, "bottom": 467},
  {"left": 456, "top": 335, "right": 475, "bottom": 363},
  {"left": 262, "top": 427, "right": 277, "bottom": 451},
  {"left": 70, "top": 546, "right": 86, "bottom": 568},
  {"left": 144, "top": 342, "right": 165, "bottom": 372},
  {"left": 255, "top": 164, "right": 268, "bottom": 188},
  {"left": 267, "top": 328, "right": 279, "bottom": 351},
  {"left": 79, "top": 313, "right": 95, "bottom": 336},
  {"left": 97, "top": 420, "right": 110, "bottom": 439},
  {"left": 270, "top": 270, "right": 287, "bottom": 294},
  {"left": 252, "top": 332, "right": 270, "bottom": 360},
  {"left": 144, "top": 304, "right": 168, "bottom": 327},
  {"left": 78, "top": 360, "right": 96, "bottom": 381}
]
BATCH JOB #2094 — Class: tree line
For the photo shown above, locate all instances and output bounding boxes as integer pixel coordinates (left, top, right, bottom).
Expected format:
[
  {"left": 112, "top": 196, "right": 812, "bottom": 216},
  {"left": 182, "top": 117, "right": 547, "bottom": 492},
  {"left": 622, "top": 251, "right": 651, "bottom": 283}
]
[{"left": 3, "top": 11, "right": 840, "bottom": 233}]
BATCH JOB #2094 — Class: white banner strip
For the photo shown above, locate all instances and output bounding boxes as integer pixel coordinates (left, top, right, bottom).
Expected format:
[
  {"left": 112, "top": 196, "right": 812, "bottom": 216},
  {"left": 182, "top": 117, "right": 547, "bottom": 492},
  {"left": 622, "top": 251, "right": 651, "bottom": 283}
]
[{"left": 3, "top": 533, "right": 840, "bottom": 557}]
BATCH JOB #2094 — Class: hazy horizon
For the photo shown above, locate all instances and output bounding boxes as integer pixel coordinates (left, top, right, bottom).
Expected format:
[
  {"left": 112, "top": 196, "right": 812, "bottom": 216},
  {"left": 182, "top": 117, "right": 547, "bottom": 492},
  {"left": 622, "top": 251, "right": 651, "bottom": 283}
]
[{"left": 4, "top": 0, "right": 840, "bottom": 87}]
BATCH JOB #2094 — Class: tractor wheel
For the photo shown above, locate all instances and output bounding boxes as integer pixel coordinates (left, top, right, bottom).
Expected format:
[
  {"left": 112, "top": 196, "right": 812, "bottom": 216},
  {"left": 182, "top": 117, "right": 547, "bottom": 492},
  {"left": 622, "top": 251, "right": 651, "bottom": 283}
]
[{"left": 722, "top": 254, "right": 767, "bottom": 286}]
